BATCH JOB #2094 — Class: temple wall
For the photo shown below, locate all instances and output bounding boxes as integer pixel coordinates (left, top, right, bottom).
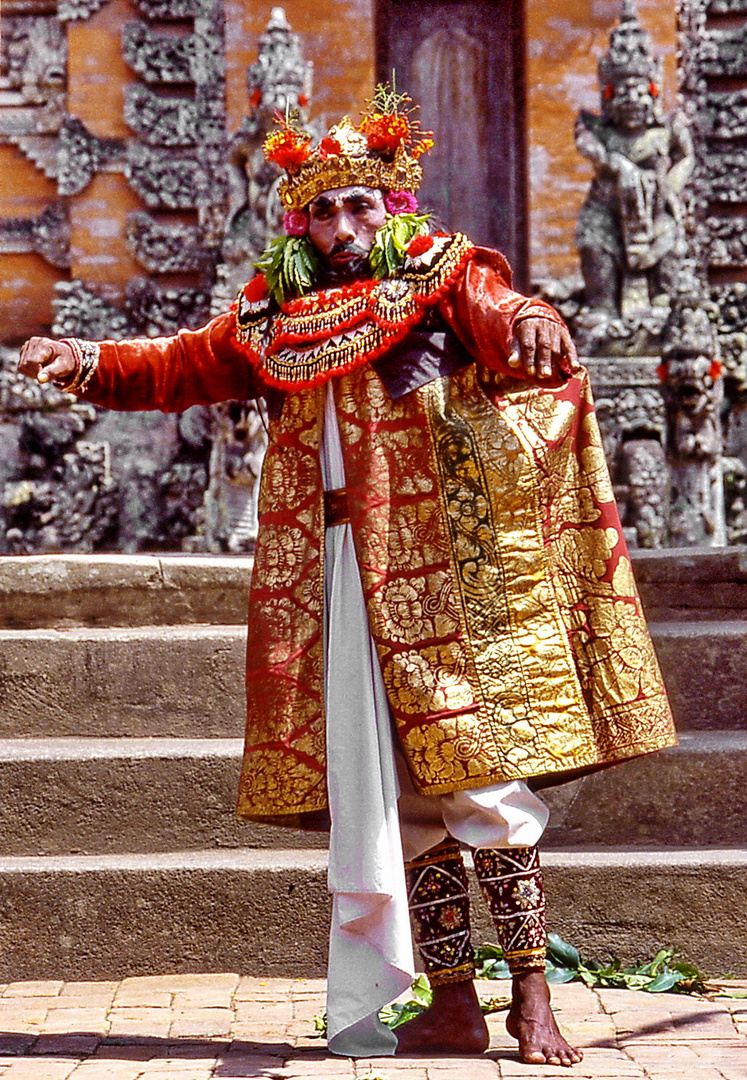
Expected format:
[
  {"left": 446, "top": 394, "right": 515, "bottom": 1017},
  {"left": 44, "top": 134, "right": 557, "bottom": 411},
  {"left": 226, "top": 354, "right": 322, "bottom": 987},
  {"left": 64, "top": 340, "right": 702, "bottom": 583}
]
[{"left": 525, "top": 0, "right": 678, "bottom": 284}]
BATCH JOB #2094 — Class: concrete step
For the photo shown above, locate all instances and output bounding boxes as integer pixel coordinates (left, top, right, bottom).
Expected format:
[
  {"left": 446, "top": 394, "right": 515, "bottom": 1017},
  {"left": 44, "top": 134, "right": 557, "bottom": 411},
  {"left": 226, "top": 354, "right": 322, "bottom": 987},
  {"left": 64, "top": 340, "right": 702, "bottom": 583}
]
[
  {"left": 648, "top": 620, "right": 747, "bottom": 730},
  {"left": 0, "top": 625, "right": 246, "bottom": 737},
  {"left": 0, "top": 732, "right": 743, "bottom": 856},
  {"left": 1, "top": 621, "right": 745, "bottom": 737},
  {"left": 0, "top": 554, "right": 252, "bottom": 630},
  {"left": 1, "top": 549, "right": 746, "bottom": 631},
  {"left": 0, "top": 847, "right": 743, "bottom": 980},
  {"left": 542, "top": 731, "right": 747, "bottom": 847},
  {"left": 0, "top": 738, "right": 327, "bottom": 856}
]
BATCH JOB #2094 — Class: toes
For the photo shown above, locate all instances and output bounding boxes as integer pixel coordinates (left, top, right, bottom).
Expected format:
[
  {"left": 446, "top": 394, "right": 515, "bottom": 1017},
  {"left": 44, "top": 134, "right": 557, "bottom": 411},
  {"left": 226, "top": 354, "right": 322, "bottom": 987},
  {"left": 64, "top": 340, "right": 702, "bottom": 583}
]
[{"left": 522, "top": 1049, "right": 547, "bottom": 1064}]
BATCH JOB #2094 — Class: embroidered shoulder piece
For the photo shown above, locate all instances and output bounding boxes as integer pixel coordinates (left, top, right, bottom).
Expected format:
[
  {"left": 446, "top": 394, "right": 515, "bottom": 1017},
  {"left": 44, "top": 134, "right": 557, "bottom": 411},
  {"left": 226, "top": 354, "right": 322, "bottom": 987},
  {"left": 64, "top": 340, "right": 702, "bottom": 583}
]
[{"left": 233, "top": 232, "right": 475, "bottom": 390}]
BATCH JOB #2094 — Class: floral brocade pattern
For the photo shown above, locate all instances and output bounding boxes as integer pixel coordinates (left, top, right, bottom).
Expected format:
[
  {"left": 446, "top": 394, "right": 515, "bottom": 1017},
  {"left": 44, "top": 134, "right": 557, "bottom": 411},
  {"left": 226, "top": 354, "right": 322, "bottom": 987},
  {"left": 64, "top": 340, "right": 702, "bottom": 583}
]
[{"left": 237, "top": 350, "right": 675, "bottom": 819}]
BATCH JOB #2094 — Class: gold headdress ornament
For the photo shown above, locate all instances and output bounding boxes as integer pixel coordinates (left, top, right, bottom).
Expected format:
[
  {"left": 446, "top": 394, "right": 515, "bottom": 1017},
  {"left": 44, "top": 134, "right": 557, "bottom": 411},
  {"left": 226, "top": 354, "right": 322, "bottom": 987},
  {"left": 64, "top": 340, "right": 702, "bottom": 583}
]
[{"left": 263, "top": 83, "right": 434, "bottom": 211}]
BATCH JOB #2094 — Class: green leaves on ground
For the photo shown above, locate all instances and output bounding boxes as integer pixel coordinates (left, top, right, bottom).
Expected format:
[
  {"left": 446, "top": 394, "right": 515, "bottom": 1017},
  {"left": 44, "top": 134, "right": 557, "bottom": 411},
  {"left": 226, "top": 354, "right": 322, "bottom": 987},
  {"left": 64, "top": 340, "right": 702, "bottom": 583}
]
[{"left": 476, "top": 935, "right": 718, "bottom": 996}]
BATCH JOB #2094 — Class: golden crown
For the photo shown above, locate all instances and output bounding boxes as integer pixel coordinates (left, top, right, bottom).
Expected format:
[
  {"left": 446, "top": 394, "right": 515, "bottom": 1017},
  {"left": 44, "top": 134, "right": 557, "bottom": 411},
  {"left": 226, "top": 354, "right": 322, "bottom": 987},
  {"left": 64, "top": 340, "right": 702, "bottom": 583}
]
[{"left": 263, "top": 85, "right": 434, "bottom": 211}]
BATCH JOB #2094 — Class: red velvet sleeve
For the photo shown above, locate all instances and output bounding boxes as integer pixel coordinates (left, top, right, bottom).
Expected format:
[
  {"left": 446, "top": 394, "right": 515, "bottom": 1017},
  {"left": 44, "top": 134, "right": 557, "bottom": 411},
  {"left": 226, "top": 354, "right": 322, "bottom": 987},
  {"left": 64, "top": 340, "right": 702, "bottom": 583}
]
[
  {"left": 438, "top": 247, "right": 568, "bottom": 378},
  {"left": 77, "top": 309, "right": 261, "bottom": 413}
]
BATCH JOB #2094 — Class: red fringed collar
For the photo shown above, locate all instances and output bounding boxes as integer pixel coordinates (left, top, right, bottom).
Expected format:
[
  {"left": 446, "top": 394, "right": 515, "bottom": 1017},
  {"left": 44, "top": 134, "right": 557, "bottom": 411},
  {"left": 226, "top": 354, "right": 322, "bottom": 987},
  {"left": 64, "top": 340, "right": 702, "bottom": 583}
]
[{"left": 232, "top": 233, "right": 475, "bottom": 391}]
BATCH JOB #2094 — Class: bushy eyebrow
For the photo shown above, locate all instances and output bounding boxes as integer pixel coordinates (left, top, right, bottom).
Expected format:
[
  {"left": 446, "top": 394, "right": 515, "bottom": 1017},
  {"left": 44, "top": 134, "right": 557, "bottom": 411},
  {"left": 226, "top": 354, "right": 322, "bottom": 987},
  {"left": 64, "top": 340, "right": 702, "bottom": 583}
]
[{"left": 310, "top": 187, "right": 379, "bottom": 211}]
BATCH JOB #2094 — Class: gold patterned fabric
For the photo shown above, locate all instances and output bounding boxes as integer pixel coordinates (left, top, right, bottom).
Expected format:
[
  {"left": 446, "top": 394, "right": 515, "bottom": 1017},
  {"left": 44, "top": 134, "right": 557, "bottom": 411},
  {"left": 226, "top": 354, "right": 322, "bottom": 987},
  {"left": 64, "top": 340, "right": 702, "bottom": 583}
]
[{"left": 237, "top": 353, "right": 676, "bottom": 819}]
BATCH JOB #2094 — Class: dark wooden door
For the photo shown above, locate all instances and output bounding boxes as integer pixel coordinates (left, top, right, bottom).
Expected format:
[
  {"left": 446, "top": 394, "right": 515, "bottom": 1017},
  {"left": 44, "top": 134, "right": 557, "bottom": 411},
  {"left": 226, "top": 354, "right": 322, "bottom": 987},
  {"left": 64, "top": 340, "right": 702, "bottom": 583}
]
[{"left": 376, "top": 0, "right": 527, "bottom": 286}]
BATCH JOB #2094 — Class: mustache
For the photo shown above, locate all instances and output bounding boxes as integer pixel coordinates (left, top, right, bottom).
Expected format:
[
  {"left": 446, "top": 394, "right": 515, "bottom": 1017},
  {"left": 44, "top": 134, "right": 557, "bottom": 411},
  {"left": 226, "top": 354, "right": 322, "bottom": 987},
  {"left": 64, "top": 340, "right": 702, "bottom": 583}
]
[{"left": 329, "top": 241, "right": 369, "bottom": 258}]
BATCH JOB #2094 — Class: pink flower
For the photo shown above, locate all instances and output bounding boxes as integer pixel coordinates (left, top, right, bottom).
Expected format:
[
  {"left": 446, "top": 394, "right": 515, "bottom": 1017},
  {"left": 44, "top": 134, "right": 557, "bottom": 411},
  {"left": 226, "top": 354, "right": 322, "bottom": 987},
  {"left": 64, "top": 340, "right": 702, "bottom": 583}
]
[
  {"left": 283, "top": 209, "right": 309, "bottom": 236},
  {"left": 385, "top": 190, "right": 419, "bottom": 215}
]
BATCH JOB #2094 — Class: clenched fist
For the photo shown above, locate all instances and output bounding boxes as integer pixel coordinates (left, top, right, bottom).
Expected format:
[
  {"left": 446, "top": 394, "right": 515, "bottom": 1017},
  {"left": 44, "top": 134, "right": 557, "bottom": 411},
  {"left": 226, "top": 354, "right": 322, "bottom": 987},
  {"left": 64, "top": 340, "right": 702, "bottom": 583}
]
[{"left": 18, "top": 337, "right": 77, "bottom": 385}]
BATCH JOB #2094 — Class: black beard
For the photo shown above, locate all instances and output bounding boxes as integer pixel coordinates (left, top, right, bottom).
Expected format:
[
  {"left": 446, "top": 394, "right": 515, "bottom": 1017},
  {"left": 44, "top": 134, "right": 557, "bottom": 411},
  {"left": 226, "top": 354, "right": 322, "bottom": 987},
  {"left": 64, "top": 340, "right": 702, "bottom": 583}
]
[{"left": 316, "top": 241, "right": 372, "bottom": 285}]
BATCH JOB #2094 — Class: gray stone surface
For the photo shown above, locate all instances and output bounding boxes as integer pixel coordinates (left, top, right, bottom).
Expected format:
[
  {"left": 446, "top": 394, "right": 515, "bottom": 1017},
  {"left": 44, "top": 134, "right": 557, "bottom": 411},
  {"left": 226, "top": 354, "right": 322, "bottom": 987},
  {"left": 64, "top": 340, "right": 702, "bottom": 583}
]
[
  {"left": 648, "top": 620, "right": 747, "bottom": 730},
  {"left": 0, "top": 625, "right": 246, "bottom": 737},
  {"left": 0, "top": 848, "right": 743, "bottom": 981},
  {"left": 0, "top": 738, "right": 327, "bottom": 856},
  {"left": 0, "top": 554, "right": 252, "bottom": 629},
  {"left": 633, "top": 547, "right": 747, "bottom": 620},
  {"left": 1, "top": 619, "right": 743, "bottom": 736},
  {"left": 0, "top": 733, "right": 743, "bottom": 856},
  {"left": 542, "top": 732, "right": 747, "bottom": 847},
  {"left": 2, "top": 549, "right": 747, "bottom": 629}
]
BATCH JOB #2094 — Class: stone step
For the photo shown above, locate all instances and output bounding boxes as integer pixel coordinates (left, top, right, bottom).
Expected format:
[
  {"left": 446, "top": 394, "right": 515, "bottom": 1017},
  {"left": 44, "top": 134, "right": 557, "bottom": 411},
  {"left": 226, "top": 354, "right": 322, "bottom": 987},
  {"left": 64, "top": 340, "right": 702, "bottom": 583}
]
[
  {"left": 0, "top": 554, "right": 252, "bottom": 630},
  {"left": 1, "top": 621, "right": 744, "bottom": 737},
  {"left": 0, "top": 732, "right": 742, "bottom": 856},
  {"left": 0, "top": 847, "right": 743, "bottom": 981},
  {"left": 0, "top": 737, "right": 327, "bottom": 856},
  {"left": 0, "top": 625, "right": 246, "bottom": 738},
  {"left": 1, "top": 549, "right": 746, "bottom": 631}
]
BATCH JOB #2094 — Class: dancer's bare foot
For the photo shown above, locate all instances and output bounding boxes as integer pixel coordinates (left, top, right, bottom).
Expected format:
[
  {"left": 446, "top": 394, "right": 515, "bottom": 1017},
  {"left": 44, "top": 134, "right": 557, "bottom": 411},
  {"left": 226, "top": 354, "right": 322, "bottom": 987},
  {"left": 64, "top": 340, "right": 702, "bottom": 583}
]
[
  {"left": 506, "top": 970, "right": 583, "bottom": 1066},
  {"left": 394, "top": 979, "right": 489, "bottom": 1056}
]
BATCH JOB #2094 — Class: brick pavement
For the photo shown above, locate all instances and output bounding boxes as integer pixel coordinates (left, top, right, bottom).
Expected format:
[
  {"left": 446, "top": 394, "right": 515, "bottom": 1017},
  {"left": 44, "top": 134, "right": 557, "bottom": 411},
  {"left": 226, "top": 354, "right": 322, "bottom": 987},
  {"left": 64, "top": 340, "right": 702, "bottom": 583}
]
[{"left": 0, "top": 975, "right": 743, "bottom": 1079}]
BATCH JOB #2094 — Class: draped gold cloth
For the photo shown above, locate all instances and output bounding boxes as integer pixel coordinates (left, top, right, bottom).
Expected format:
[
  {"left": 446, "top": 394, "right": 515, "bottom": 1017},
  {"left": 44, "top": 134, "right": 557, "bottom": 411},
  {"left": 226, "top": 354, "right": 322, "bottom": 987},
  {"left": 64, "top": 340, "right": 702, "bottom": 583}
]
[{"left": 237, "top": 359, "right": 675, "bottom": 819}]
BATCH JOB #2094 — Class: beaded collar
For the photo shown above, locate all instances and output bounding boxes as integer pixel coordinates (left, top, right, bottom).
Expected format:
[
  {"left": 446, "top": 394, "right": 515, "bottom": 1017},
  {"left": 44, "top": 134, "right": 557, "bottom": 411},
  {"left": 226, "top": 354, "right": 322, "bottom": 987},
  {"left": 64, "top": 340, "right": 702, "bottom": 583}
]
[{"left": 233, "top": 232, "right": 475, "bottom": 390}]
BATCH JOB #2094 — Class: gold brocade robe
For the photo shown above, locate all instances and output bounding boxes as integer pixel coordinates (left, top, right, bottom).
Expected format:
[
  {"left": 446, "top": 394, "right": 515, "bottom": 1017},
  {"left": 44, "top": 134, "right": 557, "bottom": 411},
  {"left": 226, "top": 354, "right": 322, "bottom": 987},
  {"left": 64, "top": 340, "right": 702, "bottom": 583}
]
[{"left": 77, "top": 240, "right": 676, "bottom": 823}]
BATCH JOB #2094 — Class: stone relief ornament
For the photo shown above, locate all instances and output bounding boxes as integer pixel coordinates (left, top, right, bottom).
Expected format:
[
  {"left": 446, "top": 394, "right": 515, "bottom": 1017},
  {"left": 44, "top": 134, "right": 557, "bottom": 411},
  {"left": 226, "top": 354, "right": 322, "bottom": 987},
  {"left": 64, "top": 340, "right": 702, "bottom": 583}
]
[
  {"left": 57, "top": 0, "right": 110, "bottom": 22},
  {"left": 660, "top": 264, "right": 726, "bottom": 547},
  {"left": 126, "top": 212, "right": 213, "bottom": 274},
  {"left": 211, "top": 6, "right": 313, "bottom": 310},
  {"left": 0, "top": 202, "right": 70, "bottom": 269},
  {"left": 126, "top": 145, "right": 212, "bottom": 208},
  {"left": 123, "top": 85, "right": 198, "bottom": 146},
  {"left": 573, "top": 0, "right": 694, "bottom": 356},
  {"left": 133, "top": 0, "right": 197, "bottom": 18},
  {"left": 52, "top": 281, "right": 136, "bottom": 341},
  {"left": 122, "top": 21, "right": 195, "bottom": 83},
  {"left": 57, "top": 117, "right": 124, "bottom": 196}
]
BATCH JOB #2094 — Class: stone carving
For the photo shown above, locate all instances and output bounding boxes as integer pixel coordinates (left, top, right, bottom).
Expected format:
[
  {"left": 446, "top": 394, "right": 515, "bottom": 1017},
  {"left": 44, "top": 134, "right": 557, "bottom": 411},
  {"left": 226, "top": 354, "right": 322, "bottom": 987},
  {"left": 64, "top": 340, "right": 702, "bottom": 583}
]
[
  {"left": 0, "top": 14, "right": 66, "bottom": 137},
  {"left": 723, "top": 457, "right": 747, "bottom": 544},
  {"left": 701, "top": 87, "right": 747, "bottom": 139},
  {"left": 122, "top": 21, "right": 195, "bottom": 83},
  {"left": 617, "top": 438, "right": 669, "bottom": 548},
  {"left": 125, "top": 279, "right": 211, "bottom": 336},
  {"left": 126, "top": 213, "right": 213, "bottom": 274},
  {"left": 212, "top": 6, "right": 312, "bottom": 309},
  {"left": 134, "top": 0, "right": 197, "bottom": 18},
  {"left": 126, "top": 145, "right": 211, "bottom": 208},
  {"left": 660, "top": 266, "right": 726, "bottom": 546},
  {"left": 706, "top": 216, "right": 747, "bottom": 266},
  {"left": 709, "top": 0, "right": 747, "bottom": 11},
  {"left": 57, "top": 0, "right": 110, "bottom": 22},
  {"left": 584, "top": 356, "right": 667, "bottom": 547},
  {"left": 694, "top": 25, "right": 747, "bottom": 77},
  {"left": 709, "top": 283, "right": 747, "bottom": 384},
  {"left": 703, "top": 149, "right": 747, "bottom": 202},
  {"left": 124, "top": 85, "right": 199, "bottom": 146},
  {"left": 52, "top": 281, "right": 136, "bottom": 341},
  {"left": 57, "top": 117, "right": 124, "bottom": 196},
  {"left": 0, "top": 202, "right": 70, "bottom": 268},
  {"left": 573, "top": 0, "right": 694, "bottom": 356}
]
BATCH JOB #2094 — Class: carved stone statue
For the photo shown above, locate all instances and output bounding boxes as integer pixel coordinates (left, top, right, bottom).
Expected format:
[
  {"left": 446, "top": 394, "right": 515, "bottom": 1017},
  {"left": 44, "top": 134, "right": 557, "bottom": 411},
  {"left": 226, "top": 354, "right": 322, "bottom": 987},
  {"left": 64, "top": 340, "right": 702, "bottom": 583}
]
[
  {"left": 211, "top": 6, "right": 313, "bottom": 310},
  {"left": 660, "top": 265, "right": 726, "bottom": 547},
  {"left": 574, "top": 0, "right": 694, "bottom": 355}
]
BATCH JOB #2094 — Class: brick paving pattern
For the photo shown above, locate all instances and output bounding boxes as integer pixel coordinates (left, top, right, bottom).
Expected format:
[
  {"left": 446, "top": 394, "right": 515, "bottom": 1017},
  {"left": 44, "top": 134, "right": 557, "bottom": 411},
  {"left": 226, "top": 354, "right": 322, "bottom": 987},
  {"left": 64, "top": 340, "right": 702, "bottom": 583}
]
[{"left": 0, "top": 975, "right": 743, "bottom": 1079}]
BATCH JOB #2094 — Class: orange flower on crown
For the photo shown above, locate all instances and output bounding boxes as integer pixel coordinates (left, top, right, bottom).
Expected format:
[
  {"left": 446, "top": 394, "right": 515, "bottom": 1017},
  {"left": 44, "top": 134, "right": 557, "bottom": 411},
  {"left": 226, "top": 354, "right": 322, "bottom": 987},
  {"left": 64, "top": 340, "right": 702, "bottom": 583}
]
[
  {"left": 263, "top": 125, "right": 312, "bottom": 174},
  {"left": 360, "top": 112, "right": 410, "bottom": 156}
]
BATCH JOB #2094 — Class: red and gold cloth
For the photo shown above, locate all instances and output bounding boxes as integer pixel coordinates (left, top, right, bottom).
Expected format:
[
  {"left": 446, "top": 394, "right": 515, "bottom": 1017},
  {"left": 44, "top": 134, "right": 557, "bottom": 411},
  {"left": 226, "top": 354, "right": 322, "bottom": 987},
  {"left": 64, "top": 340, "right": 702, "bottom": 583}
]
[{"left": 75, "top": 241, "right": 676, "bottom": 822}]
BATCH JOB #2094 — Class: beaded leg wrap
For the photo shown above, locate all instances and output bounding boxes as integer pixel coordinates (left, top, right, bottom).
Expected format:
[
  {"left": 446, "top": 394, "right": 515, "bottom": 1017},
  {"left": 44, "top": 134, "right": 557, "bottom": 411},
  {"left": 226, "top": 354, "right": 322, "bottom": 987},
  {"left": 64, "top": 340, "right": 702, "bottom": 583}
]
[
  {"left": 404, "top": 839, "right": 476, "bottom": 986},
  {"left": 473, "top": 846, "right": 547, "bottom": 975}
]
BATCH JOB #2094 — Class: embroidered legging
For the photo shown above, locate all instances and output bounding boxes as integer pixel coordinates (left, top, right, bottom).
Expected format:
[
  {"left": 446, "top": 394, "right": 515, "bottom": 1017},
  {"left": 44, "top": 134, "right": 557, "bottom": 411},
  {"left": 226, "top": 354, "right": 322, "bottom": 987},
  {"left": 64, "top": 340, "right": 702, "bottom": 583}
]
[{"left": 404, "top": 839, "right": 547, "bottom": 985}]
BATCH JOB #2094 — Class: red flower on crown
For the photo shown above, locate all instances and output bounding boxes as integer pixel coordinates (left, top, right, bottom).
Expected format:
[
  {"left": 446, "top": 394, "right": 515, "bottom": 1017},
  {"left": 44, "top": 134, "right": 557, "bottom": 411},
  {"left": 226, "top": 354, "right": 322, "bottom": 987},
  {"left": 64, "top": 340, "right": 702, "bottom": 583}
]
[
  {"left": 263, "top": 126, "right": 312, "bottom": 174},
  {"left": 360, "top": 112, "right": 410, "bottom": 156}
]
